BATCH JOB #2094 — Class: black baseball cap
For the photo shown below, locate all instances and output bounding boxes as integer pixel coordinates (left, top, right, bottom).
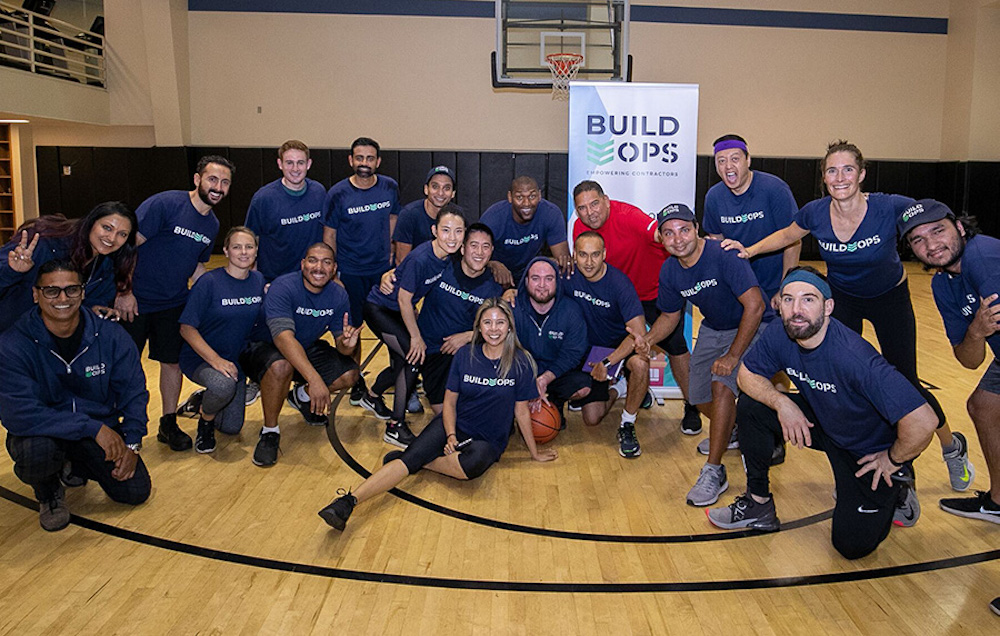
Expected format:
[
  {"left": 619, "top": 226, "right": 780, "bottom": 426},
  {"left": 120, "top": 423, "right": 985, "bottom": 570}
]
[
  {"left": 426, "top": 165, "right": 456, "bottom": 186},
  {"left": 656, "top": 203, "right": 696, "bottom": 229},
  {"left": 897, "top": 199, "right": 955, "bottom": 238}
]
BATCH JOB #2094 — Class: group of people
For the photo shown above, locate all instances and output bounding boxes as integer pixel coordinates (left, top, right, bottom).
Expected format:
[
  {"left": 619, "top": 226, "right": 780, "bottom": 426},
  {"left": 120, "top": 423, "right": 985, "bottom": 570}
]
[{"left": 0, "top": 135, "right": 995, "bottom": 567}]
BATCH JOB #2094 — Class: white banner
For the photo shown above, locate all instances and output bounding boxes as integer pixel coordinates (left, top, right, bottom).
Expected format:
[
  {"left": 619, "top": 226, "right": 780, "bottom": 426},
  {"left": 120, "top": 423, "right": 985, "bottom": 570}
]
[{"left": 567, "top": 81, "right": 700, "bottom": 400}]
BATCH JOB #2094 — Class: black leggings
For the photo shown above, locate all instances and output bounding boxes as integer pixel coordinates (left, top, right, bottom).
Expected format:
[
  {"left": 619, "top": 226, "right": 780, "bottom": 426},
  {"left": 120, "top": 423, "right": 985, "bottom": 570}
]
[
  {"left": 737, "top": 393, "right": 902, "bottom": 560},
  {"left": 831, "top": 280, "right": 946, "bottom": 429},
  {"left": 363, "top": 301, "right": 418, "bottom": 422},
  {"left": 398, "top": 414, "right": 499, "bottom": 479}
]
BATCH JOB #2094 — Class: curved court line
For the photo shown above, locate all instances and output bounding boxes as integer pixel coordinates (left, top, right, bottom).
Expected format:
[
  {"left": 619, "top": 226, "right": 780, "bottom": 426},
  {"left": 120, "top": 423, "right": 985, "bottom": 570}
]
[
  {"left": 0, "top": 485, "right": 994, "bottom": 593},
  {"left": 331, "top": 343, "right": 834, "bottom": 543}
]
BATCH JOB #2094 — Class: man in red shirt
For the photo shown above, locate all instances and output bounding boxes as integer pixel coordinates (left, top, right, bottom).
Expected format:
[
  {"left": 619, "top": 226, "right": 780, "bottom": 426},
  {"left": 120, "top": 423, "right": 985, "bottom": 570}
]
[{"left": 572, "top": 180, "right": 701, "bottom": 434}]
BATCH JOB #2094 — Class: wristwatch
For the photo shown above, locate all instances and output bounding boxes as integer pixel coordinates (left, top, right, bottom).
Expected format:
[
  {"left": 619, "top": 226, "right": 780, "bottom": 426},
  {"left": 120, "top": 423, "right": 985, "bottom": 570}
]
[
  {"left": 127, "top": 442, "right": 142, "bottom": 455},
  {"left": 601, "top": 357, "right": 612, "bottom": 368}
]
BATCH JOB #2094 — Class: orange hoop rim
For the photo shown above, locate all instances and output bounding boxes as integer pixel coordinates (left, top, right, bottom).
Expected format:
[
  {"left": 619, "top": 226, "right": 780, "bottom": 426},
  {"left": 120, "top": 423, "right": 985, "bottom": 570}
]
[{"left": 546, "top": 52, "right": 584, "bottom": 74}]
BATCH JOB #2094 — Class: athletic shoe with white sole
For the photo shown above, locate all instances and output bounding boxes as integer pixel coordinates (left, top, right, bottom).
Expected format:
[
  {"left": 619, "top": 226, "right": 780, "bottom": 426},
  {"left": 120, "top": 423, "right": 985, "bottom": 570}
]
[
  {"left": 893, "top": 482, "right": 920, "bottom": 527},
  {"left": 617, "top": 422, "right": 641, "bottom": 458},
  {"left": 697, "top": 429, "right": 739, "bottom": 455},
  {"left": 939, "top": 491, "right": 1000, "bottom": 524},
  {"left": 244, "top": 381, "right": 260, "bottom": 407},
  {"left": 681, "top": 402, "right": 702, "bottom": 435},
  {"left": 406, "top": 392, "right": 424, "bottom": 414},
  {"left": 707, "top": 493, "right": 780, "bottom": 532},
  {"left": 384, "top": 420, "right": 417, "bottom": 448},
  {"left": 360, "top": 394, "right": 392, "bottom": 420},
  {"left": 686, "top": 463, "right": 728, "bottom": 507},
  {"left": 943, "top": 431, "right": 975, "bottom": 492},
  {"left": 287, "top": 389, "right": 327, "bottom": 426}
]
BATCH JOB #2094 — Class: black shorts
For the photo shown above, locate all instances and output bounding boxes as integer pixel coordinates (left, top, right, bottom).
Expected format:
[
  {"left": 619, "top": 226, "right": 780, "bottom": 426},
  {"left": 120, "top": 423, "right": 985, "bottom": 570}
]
[
  {"left": 546, "top": 370, "right": 592, "bottom": 404},
  {"left": 239, "top": 339, "right": 358, "bottom": 386},
  {"left": 421, "top": 352, "right": 454, "bottom": 405},
  {"left": 340, "top": 270, "right": 386, "bottom": 328},
  {"left": 398, "top": 414, "right": 499, "bottom": 479},
  {"left": 122, "top": 304, "right": 185, "bottom": 364},
  {"left": 642, "top": 299, "right": 688, "bottom": 357}
]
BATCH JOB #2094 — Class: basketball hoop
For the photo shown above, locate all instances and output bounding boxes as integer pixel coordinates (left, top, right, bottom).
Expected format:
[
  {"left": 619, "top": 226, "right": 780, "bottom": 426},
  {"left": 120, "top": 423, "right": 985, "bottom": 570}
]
[{"left": 546, "top": 52, "right": 583, "bottom": 100}]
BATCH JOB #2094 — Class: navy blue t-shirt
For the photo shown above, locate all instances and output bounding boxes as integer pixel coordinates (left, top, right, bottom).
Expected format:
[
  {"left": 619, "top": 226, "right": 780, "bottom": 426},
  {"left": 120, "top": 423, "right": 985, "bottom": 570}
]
[
  {"left": 481, "top": 199, "right": 566, "bottom": 280},
  {"left": 418, "top": 259, "right": 502, "bottom": 354},
  {"left": 794, "top": 193, "right": 913, "bottom": 298},
  {"left": 562, "top": 264, "right": 643, "bottom": 349},
  {"left": 702, "top": 171, "right": 798, "bottom": 298},
  {"left": 743, "top": 318, "right": 926, "bottom": 456},
  {"left": 133, "top": 190, "right": 219, "bottom": 312},
  {"left": 322, "top": 176, "right": 400, "bottom": 276},
  {"left": 938, "top": 234, "right": 1000, "bottom": 359},
  {"left": 366, "top": 241, "right": 450, "bottom": 312},
  {"left": 446, "top": 344, "right": 538, "bottom": 454},
  {"left": 392, "top": 199, "right": 436, "bottom": 249},
  {"left": 657, "top": 239, "right": 774, "bottom": 331},
  {"left": 178, "top": 268, "right": 265, "bottom": 379},
  {"left": 245, "top": 179, "right": 326, "bottom": 282},
  {"left": 258, "top": 272, "right": 350, "bottom": 347}
]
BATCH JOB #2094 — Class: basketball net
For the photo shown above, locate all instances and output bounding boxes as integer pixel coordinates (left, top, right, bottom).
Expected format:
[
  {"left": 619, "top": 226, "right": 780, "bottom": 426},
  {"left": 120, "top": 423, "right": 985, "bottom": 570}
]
[{"left": 546, "top": 53, "right": 583, "bottom": 101}]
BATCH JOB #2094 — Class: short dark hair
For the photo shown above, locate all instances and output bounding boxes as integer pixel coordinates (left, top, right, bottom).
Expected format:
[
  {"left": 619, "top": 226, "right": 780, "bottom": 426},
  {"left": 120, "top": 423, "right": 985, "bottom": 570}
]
[
  {"left": 351, "top": 137, "right": 380, "bottom": 156},
  {"left": 465, "top": 222, "right": 493, "bottom": 244},
  {"left": 196, "top": 154, "right": 236, "bottom": 177},
  {"left": 575, "top": 230, "right": 605, "bottom": 249},
  {"left": 573, "top": 180, "right": 605, "bottom": 199},
  {"left": 306, "top": 242, "right": 335, "bottom": 259},
  {"left": 712, "top": 134, "right": 749, "bottom": 157},
  {"left": 36, "top": 258, "right": 81, "bottom": 284},
  {"left": 510, "top": 175, "right": 539, "bottom": 192},
  {"left": 435, "top": 203, "right": 467, "bottom": 227}
]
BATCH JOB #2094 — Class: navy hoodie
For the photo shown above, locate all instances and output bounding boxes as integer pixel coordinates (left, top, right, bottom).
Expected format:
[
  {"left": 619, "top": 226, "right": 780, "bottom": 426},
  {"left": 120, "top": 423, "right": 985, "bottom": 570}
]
[
  {"left": 513, "top": 256, "right": 588, "bottom": 378},
  {"left": 0, "top": 306, "right": 149, "bottom": 445},
  {"left": 0, "top": 235, "right": 118, "bottom": 334}
]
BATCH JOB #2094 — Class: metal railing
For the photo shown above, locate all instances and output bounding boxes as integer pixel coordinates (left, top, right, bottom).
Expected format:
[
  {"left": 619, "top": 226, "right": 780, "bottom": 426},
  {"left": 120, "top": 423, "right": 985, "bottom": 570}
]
[{"left": 0, "top": 1, "right": 105, "bottom": 87}]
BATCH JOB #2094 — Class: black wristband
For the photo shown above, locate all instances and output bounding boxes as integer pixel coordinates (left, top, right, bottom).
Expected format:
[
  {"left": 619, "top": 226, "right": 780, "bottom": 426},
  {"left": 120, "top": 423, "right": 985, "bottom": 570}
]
[
  {"left": 447, "top": 433, "right": 457, "bottom": 439},
  {"left": 886, "top": 447, "right": 903, "bottom": 467}
]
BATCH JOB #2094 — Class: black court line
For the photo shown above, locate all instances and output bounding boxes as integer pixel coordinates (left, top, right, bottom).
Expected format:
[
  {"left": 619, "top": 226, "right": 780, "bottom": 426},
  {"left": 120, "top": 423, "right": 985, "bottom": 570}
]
[
  {"left": 331, "top": 343, "right": 834, "bottom": 543},
  {"left": 0, "top": 485, "right": 995, "bottom": 593}
]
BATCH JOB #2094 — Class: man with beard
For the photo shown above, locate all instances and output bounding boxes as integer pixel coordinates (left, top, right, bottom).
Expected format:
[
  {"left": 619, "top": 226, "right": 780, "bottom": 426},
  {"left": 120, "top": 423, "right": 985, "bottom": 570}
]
[
  {"left": 708, "top": 267, "right": 935, "bottom": 560},
  {"left": 393, "top": 165, "right": 459, "bottom": 263},
  {"left": 116, "top": 155, "right": 233, "bottom": 453},
  {"left": 481, "top": 176, "right": 571, "bottom": 286},
  {"left": 513, "top": 256, "right": 591, "bottom": 424},
  {"left": 245, "top": 140, "right": 326, "bottom": 283},
  {"left": 900, "top": 199, "right": 1000, "bottom": 523},
  {"left": 239, "top": 243, "right": 360, "bottom": 466},
  {"left": 646, "top": 204, "right": 773, "bottom": 506},
  {"left": 417, "top": 223, "right": 503, "bottom": 414},
  {"left": 322, "top": 137, "right": 400, "bottom": 406}
]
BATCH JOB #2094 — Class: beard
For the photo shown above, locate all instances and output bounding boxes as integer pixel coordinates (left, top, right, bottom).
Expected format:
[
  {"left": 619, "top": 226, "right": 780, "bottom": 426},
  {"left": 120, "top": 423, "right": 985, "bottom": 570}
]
[
  {"left": 528, "top": 288, "right": 555, "bottom": 305},
  {"left": 783, "top": 313, "right": 824, "bottom": 340},
  {"left": 197, "top": 183, "right": 224, "bottom": 207},
  {"left": 354, "top": 165, "right": 374, "bottom": 178}
]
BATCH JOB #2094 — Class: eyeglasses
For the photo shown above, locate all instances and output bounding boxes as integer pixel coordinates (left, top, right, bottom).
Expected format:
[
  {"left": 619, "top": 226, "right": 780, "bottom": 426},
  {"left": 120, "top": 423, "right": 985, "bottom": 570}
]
[{"left": 35, "top": 284, "right": 84, "bottom": 299}]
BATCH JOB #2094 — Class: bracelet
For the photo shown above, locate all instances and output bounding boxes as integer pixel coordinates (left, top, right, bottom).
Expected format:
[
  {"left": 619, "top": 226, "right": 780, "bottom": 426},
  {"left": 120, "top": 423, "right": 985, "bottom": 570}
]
[
  {"left": 886, "top": 447, "right": 903, "bottom": 467},
  {"left": 447, "top": 433, "right": 457, "bottom": 439}
]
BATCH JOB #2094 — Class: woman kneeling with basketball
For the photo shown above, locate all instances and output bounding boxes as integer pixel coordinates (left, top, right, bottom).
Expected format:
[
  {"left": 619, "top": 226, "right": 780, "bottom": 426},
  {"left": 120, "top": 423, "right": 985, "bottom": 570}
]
[{"left": 319, "top": 298, "right": 558, "bottom": 531}]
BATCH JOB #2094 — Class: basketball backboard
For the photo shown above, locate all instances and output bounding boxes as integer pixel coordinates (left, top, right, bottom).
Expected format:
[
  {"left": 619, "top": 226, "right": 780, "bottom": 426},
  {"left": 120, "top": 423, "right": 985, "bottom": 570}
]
[{"left": 493, "top": 0, "right": 630, "bottom": 89}]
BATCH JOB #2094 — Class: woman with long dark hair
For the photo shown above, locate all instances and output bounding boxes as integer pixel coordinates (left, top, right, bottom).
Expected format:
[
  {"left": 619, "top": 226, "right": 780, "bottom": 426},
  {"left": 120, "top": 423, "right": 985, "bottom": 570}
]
[
  {"left": 318, "top": 298, "right": 558, "bottom": 531},
  {"left": 0, "top": 201, "right": 138, "bottom": 332},
  {"left": 723, "top": 140, "right": 974, "bottom": 491}
]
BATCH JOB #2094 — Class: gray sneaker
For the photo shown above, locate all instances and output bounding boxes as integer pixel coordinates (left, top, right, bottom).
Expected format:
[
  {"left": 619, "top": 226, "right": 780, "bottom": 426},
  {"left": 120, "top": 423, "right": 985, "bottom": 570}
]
[
  {"left": 686, "top": 463, "right": 728, "bottom": 507},
  {"left": 245, "top": 381, "right": 260, "bottom": 407},
  {"left": 697, "top": 429, "right": 739, "bottom": 455},
  {"left": 39, "top": 485, "right": 70, "bottom": 532},
  {"left": 707, "top": 493, "right": 780, "bottom": 532},
  {"left": 893, "top": 483, "right": 921, "bottom": 528},
  {"left": 943, "top": 431, "right": 975, "bottom": 492}
]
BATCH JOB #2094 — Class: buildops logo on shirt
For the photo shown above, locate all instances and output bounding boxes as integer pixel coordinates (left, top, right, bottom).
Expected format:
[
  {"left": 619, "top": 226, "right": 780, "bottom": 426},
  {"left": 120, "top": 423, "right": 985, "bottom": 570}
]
[
  {"left": 222, "top": 296, "right": 262, "bottom": 307},
  {"left": 464, "top": 374, "right": 516, "bottom": 387},
  {"left": 439, "top": 282, "right": 487, "bottom": 305},
  {"left": 721, "top": 211, "right": 765, "bottom": 224},
  {"left": 504, "top": 233, "right": 539, "bottom": 246},
  {"left": 173, "top": 226, "right": 212, "bottom": 245},
  {"left": 680, "top": 279, "right": 718, "bottom": 298},
  {"left": 296, "top": 306, "right": 336, "bottom": 318},
  {"left": 84, "top": 363, "right": 106, "bottom": 378},
  {"left": 347, "top": 201, "right": 392, "bottom": 215},
  {"left": 817, "top": 235, "right": 881, "bottom": 253},
  {"left": 785, "top": 368, "right": 837, "bottom": 393},
  {"left": 280, "top": 211, "right": 321, "bottom": 226}
]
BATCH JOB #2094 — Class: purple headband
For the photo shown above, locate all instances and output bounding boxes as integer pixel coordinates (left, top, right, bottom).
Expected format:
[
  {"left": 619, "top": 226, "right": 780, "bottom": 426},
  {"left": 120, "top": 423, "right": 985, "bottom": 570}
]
[{"left": 713, "top": 139, "right": 748, "bottom": 154}]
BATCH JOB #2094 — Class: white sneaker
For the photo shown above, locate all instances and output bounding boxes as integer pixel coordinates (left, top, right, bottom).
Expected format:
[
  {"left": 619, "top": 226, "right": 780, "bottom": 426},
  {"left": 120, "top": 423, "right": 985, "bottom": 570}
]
[{"left": 610, "top": 374, "right": 627, "bottom": 400}]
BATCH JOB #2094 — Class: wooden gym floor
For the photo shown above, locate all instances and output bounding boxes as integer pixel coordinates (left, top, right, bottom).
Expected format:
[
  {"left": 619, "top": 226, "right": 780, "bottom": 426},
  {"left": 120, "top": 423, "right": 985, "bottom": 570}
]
[{"left": 1, "top": 262, "right": 998, "bottom": 634}]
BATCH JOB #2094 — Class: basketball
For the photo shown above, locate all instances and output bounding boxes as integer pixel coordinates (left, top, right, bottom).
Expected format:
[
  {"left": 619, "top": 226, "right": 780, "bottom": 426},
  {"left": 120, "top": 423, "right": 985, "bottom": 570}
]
[{"left": 531, "top": 401, "right": 561, "bottom": 444}]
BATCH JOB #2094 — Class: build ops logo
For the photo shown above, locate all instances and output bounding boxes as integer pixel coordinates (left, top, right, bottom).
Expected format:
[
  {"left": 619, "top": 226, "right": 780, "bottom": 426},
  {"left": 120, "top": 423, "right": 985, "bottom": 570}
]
[{"left": 586, "top": 115, "right": 680, "bottom": 165}]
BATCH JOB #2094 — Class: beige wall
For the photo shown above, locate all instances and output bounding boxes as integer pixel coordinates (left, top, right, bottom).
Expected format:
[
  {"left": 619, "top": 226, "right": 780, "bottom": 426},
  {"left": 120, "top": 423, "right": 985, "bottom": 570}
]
[{"left": 16, "top": 0, "right": 1000, "bottom": 164}]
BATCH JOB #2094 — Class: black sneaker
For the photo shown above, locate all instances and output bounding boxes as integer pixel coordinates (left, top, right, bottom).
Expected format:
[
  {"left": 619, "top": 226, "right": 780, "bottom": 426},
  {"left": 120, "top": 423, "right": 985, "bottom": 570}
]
[
  {"left": 939, "top": 491, "right": 1000, "bottom": 524},
  {"left": 287, "top": 389, "right": 328, "bottom": 426},
  {"left": 384, "top": 420, "right": 417, "bottom": 448},
  {"left": 360, "top": 393, "right": 392, "bottom": 420},
  {"left": 252, "top": 431, "right": 280, "bottom": 467},
  {"left": 617, "top": 422, "right": 641, "bottom": 458},
  {"left": 178, "top": 389, "right": 205, "bottom": 418},
  {"left": 406, "top": 391, "right": 424, "bottom": 414},
  {"left": 157, "top": 413, "right": 192, "bottom": 451},
  {"left": 318, "top": 488, "right": 357, "bottom": 531},
  {"left": 640, "top": 389, "right": 654, "bottom": 409},
  {"left": 681, "top": 401, "right": 702, "bottom": 435},
  {"left": 38, "top": 485, "right": 70, "bottom": 532},
  {"left": 383, "top": 450, "right": 405, "bottom": 465},
  {"left": 770, "top": 442, "right": 786, "bottom": 466},
  {"left": 195, "top": 417, "right": 216, "bottom": 454},
  {"left": 707, "top": 493, "right": 780, "bottom": 532},
  {"left": 59, "top": 461, "right": 87, "bottom": 488},
  {"left": 349, "top": 377, "right": 367, "bottom": 406}
]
